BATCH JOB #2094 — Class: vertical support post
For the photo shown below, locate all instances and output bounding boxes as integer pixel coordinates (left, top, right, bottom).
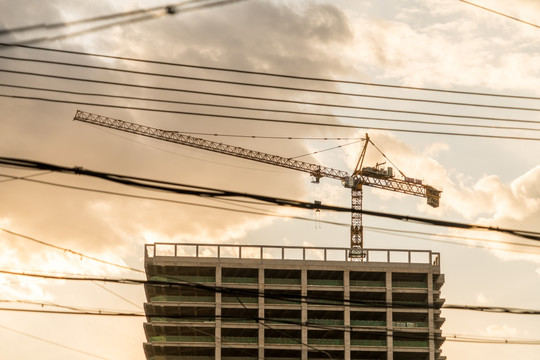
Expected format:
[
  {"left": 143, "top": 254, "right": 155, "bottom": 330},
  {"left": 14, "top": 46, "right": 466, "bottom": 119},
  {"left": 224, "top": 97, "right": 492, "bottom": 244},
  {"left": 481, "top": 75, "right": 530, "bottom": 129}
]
[
  {"left": 301, "top": 268, "right": 308, "bottom": 360},
  {"left": 215, "top": 265, "right": 222, "bottom": 360},
  {"left": 428, "top": 268, "right": 435, "bottom": 360},
  {"left": 386, "top": 270, "right": 394, "bottom": 360},
  {"left": 258, "top": 266, "right": 265, "bottom": 360},
  {"left": 350, "top": 185, "right": 365, "bottom": 259},
  {"left": 344, "top": 269, "right": 351, "bottom": 360}
]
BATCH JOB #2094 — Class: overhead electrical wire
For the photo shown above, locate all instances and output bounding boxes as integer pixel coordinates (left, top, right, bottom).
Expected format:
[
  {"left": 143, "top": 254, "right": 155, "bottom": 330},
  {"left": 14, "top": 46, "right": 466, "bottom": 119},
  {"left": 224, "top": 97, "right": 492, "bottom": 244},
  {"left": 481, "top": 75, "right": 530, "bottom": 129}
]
[
  {"left": 0, "top": 169, "right": 52, "bottom": 183},
  {"left": 1, "top": 307, "right": 538, "bottom": 346},
  {"left": 1, "top": 42, "right": 539, "bottom": 101},
  {"left": 0, "top": 0, "right": 247, "bottom": 46},
  {"left": 92, "top": 281, "right": 144, "bottom": 310},
  {"left": 2, "top": 169, "right": 539, "bottom": 255},
  {"left": 2, "top": 65, "right": 540, "bottom": 128},
  {"left": 233, "top": 296, "right": 335, "bottom": 359},
  {"left": 1, "top": 156, "right": 539, "bottom": 241},
  {"left": 0, "top": 299, "right": 138, "bottom": 315},
  {"left": 3, "top": 68, "right": 540, "bottom": 128},
  {"left": 0, "top": 226, "right": 144, "bottom": 274},
  {"left": 0, "top": 307, "right": 142, "bottom": 317},
  {"left": 1, "top": 94, "right": 539, "bottom": 142},
  {"left": 0, "top": 0, "right": 206, "bottom": 35},
  {"left": 2, "top": 269, "right": 540, "bottom": 316},
  {"left": 3, "top": 171, "right": 539, "bottom": 253},
  {"left": 2, "top": 64, "right": 540, "bottom": 139},
  {"left": 0, "top": 323, "right": 113, "bottom": 360},
  {"left": 2, "top": 54, "right": 539, "bottom": 113},
  {"left": 458, "top": 0, "right": 540, "bottom": 29},
  {"left": 6, "top": 83, "right": 540, "bottom": 134},
  {"left": 368, "top": 228, "right": 540, "bottom": 255}
]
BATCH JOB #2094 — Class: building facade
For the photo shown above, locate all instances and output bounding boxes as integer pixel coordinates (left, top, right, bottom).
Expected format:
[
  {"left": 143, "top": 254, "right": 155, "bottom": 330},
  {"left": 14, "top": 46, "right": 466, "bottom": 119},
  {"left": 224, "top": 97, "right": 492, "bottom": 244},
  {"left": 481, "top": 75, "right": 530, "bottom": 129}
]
[{"left": 143, "top": 243, "right": 445, "bottom": 360}]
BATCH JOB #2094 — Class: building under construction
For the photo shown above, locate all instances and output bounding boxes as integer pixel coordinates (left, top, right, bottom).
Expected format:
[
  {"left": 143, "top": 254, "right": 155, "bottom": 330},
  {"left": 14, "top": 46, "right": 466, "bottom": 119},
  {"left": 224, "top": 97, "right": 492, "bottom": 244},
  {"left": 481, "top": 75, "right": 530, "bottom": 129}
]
[
  {"left": 72, "top": 111, "right": 446, "bottom": 359},
  {"left": 143, "top": 243, "right": 445, "bottom": 360}
]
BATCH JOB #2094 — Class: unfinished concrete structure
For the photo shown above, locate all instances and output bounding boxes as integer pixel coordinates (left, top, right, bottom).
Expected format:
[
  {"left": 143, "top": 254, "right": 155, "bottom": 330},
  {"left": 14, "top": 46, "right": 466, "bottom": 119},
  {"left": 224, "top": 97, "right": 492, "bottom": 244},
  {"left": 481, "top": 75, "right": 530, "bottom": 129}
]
[{"left": 143, "top": 243, "right": 445, "bottom": 360}]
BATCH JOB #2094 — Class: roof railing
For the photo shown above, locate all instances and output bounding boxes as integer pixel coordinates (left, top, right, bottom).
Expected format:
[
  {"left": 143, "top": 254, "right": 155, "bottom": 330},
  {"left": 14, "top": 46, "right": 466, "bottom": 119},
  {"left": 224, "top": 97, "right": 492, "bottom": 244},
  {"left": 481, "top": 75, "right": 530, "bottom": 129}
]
[{"left": 145, "top": 243, "right": 440, "bottom": 266}]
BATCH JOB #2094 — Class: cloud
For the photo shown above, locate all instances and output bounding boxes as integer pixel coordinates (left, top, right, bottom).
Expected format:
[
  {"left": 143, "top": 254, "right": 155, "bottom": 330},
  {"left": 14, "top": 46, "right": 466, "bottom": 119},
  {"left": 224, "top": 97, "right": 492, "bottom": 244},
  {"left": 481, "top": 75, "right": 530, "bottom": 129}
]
[
  {"left": 340, "top": 132, "right": 540, "bottom": 263},
  {"left": 484, "top": 324, "right": 518, "bottom": 338},
  {"left": 346, "top": 0, "right": 540, "bottom": 92},
  {"left": 0, "top": 1, "right": 366, "bottom": 304},
  {"left": 476, "top": 292, "right": 491, "bottom": 305}
]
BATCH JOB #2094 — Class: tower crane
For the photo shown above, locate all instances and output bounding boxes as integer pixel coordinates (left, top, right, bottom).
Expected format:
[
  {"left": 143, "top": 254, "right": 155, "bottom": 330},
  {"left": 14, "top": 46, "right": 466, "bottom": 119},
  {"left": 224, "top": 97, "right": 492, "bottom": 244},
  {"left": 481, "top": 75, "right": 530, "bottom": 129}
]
[{"left": 74, "top": 110, "right": 441, "bottom": 258}]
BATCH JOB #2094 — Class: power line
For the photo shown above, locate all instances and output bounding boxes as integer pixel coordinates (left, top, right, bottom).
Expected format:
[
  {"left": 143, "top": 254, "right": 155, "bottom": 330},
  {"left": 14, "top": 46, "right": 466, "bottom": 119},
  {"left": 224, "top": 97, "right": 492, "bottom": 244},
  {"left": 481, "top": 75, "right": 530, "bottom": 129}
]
[
  {"left": 0, "top": 0, "right": 202, "bottom": 35},
  {"left": 3, "top": 82, "right": 538, "bottom": 133},
  {"left": 1, "top": 0, "right": 247, "bottom": 46},
  {"left": 368, "top": 227, "right": 540, "bottom": 255},
  {"left": 92, "top": 281, "right": 143, "bottom": 310},
  {"left": 0, "top": 299, "right": 141, "bottom": 316},
  {"left": 6, "top": 83, "right": 539, "bottom": 134},
  {"left": 2, "top": 42, "right": 539, "bottom": 101},
  {"left": 0, "top": 227, "right": 144, "bottom": 273},
  {"left": 0, "top": 170, "right": 52, "bottom": 183},
  {"left": 2, "top": 54, "right": 539, "bottom": 113},
  {"left": 2, "top": 172, "right": 539, "bottom": 254},
  {"left": 2, "top": 156, "right": 539, "bottom": 241},
  {"left": 0, "top": 307, "right": 142, "bottom": 316},
  {"left": 234, "top": 296, "right": 336, "bottom": 359},
  {"left": 2, "top": 68, "right": 540, "bottom": 126},
  {"left": 458, "top": 0, "right": 540, "bottom": 29},
  {"left": 2, "top": 269, "right": 540, "bottom": 315},
  {"left": 4, "top": 305, "right": 539, "bottom": 348},
  {"left": 2, "top": 306, "right": 538, "bottom": 346},
  {"left": 2, "top": 94, "right": 540, "bottom": 142},
  {"left": 0, "top": 323, "right": 113, "bottom": 360}
]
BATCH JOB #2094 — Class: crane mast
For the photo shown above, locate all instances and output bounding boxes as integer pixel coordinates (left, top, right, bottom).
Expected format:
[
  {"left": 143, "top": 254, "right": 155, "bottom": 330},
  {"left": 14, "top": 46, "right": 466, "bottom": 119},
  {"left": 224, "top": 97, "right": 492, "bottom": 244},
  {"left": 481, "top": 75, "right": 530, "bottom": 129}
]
[{"left": 74, "top": 110, "right": 441, "bottom": 257}]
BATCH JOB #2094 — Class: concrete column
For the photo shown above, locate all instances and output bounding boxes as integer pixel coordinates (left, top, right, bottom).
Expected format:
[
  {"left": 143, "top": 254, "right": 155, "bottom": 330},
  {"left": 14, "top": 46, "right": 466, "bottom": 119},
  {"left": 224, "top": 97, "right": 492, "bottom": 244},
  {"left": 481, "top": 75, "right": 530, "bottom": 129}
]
[
  {"left": 344, "top": 269, "right": 350, "bottom": 360},
  {"left": 386, "top": 270, "right": 393, "bottom": 360},
  {"left": 428, "top": 269, "right": 435, "bottom": 360},
  {"left": 215, "top": 265, "right": 221, "bottom": 360},
  {"left": 301, "top": 268, "right": 308, "bottom": 360},
  {"left": 259, "top": 266, "right": 265, "bottom": 360}
]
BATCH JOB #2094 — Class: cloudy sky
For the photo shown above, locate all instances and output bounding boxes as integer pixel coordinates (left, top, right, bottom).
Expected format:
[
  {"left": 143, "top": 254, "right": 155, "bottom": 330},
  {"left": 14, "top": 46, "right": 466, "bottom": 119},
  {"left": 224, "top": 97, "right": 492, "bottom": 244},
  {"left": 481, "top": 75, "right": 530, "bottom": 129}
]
[{"left": 0, "top": 0, "right": 539, "bottom": 359}]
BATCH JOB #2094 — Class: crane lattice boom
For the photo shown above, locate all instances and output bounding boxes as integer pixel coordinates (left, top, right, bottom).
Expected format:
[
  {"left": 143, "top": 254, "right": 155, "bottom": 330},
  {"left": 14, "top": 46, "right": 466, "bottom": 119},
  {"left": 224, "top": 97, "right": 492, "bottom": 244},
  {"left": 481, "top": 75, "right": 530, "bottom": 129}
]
[
  {"left": 74, "top": 110, "right": 441, "bottom": 256},
  {"left": 74, "top": 110, "right": 348, "bottom": 181}
]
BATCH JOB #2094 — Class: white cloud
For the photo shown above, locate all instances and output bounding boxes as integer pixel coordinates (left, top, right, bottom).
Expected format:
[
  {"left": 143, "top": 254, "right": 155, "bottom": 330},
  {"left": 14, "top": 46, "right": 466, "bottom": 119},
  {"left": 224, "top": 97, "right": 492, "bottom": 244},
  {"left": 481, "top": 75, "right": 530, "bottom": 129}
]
[
  {"left": 340, "top": 133, "right": 540, "bottom": 263},
  {"left": 484, "top": 324, "right": 518, "bottom": 338},
  {"left": 345, "top": 0, "right": 540, "bottom": 92},
  {"left": 476, "top": 292, "right": 491, "bottom": 305}
]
